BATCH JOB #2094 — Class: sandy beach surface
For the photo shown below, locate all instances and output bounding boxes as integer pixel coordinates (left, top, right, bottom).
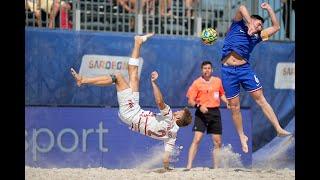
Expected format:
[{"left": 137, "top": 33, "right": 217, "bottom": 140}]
[{"left": 25, "top": 166, "right": 295, "bottom": 180}]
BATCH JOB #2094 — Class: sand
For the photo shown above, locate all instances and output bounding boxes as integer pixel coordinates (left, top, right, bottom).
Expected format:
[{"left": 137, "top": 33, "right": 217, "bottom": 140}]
[{"left": 25, "top": 166, "right": 295, "bottom": 180}]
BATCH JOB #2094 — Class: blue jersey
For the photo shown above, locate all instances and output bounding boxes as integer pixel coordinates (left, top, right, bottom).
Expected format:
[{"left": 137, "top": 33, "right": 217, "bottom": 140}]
[{"left": 221, "top": 20, "right": 262, "bottom": 62}]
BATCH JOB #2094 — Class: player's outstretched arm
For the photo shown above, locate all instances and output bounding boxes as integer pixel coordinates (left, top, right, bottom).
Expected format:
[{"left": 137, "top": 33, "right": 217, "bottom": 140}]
[
  {"left": 234, "top": 5, "right": 256, "bottom": 35},
  {"left": 260, "top": 2, "right": 280, "bottom": 39},
  {"left": 234, "top": 5, "right": 252, "bottom": 23},
  {"left": 151, "top": 71, "right": 166, "bottom": 110}
]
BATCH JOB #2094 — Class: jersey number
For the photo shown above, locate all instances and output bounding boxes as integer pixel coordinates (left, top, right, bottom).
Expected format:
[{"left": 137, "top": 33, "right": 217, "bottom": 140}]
[{"left": 147, "top": 130, "right": 166, "bottom": 137}]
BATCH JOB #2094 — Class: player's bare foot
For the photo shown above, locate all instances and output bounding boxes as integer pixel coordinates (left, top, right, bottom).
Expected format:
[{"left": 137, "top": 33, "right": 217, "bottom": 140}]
[
  {"left": 277, "top": 129, "right": 291, "bottom": 137},
  {"left": 240, "top": 134, "right": 248, "bottom": 153},
  {"left": 135, "top": 32, "right": 155, "bottom": 44},
  {"left": 70, "top": 68, "right": 82, "bottom": 87}
]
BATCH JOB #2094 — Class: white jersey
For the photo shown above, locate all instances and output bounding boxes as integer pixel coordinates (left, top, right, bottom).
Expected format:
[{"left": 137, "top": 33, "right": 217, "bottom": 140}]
[
  {"left": 128, "top": 104, "right": 179, "bottom": 153},
  {"left": 116, "top": 89, "right": 178, "bottom": 152}
]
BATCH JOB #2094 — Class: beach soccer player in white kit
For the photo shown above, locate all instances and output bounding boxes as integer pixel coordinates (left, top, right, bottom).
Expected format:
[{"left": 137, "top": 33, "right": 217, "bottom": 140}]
[{"left": 70, "top": 33, "right": 192, "bottom": 170}]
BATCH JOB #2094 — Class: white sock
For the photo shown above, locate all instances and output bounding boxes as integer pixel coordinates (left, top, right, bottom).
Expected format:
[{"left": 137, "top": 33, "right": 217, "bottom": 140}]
[{"left": 128, "top": 58, "right": 139, "bottom": 66}]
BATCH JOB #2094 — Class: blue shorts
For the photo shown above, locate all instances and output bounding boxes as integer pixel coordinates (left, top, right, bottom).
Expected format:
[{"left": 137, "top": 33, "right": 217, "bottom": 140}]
[{"left": 221, "top": 63, "right": 262, "bottom": 99}]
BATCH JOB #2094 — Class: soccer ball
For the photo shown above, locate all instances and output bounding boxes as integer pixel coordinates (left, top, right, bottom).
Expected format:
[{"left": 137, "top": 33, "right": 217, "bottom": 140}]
[{"left": 200, "top": 28, "right": 218, "bottom": 45}]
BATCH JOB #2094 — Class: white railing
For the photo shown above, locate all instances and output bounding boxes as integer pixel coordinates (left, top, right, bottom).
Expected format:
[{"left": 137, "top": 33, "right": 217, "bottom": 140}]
[{"left": 25, "top": 0, "right": 294, "bottom": 41}]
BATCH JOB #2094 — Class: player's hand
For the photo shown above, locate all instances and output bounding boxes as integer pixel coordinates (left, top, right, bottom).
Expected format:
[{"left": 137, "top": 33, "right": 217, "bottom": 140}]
[
  {"left": 261, "top": 2, "right": 271, "bottom": 10},
  {"left": 151, "top": 71, "right": 159, "bottom": 82},
  {"left": 156, "top": 167, "right": 173, "bottom": 173},
  {"left": 199, "top": 105, "right": 208, "bottom": 114},
  {"left": 164, "top": 167, "right": 174, "bottom": 171},
  {"left": 163, "top": 161, "right": 173, "bottom": 171}
]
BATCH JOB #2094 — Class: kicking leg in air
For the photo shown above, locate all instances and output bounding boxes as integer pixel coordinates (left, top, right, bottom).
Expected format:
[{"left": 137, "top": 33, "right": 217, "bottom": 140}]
[
  {"left": 70, "top": 32, "right": 155, "bottom": 92},
  {"left": 128, "top": 32, "right": 155, "bottom": 92}
]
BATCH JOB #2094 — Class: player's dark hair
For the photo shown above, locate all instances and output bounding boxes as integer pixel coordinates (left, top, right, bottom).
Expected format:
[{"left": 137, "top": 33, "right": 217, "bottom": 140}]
[
  {"left": 201, "top": 61, "right": 212, "bottom": 69},
  {"left": 251, "top": 14, "right": 265, "bottom": 24},
  {"left": 176, "top": 107, "right": 192, "bottom": 127}
]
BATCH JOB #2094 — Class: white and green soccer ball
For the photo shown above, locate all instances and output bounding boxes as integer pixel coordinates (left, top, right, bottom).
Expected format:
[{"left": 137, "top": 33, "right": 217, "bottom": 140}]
[{"left": 200, "top": 28, "right": 218, "bottom": 45}]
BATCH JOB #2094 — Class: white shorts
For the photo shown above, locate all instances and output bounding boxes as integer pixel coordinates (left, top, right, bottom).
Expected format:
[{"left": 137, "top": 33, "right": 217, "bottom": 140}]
[{"left": 117, "top": 88, "right": 141, "bottom": 125}]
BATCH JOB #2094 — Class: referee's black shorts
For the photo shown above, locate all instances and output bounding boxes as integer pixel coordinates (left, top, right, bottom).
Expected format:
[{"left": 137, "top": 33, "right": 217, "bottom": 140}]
[{"left": 192, "top": 107, "right": 222, "bottom": 134}]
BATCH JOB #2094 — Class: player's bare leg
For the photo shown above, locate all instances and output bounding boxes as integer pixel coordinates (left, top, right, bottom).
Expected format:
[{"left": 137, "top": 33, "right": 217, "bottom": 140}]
[
  {"left": 185, "top": 131, "right": 204, "bottom": 170},
  {"left": 128, "top": 32, "right": 155, "bottom": 92},
  {"left": 228, "top": 96, "right": 249, "bottom": 153},
  {"left": 250, "top": 89, "right": 291, "bottom": 137},
  {"left": 70, "top": 68, "right": 129, "bottom": 91},
  {"left": 212, "top": 134, "right": 222, "bottom": 168}
]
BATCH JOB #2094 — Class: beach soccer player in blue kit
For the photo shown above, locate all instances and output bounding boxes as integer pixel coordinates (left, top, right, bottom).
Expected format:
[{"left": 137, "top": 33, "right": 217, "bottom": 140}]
[{"left": 220, "top": 2, "right": 291, "bottom": 153}]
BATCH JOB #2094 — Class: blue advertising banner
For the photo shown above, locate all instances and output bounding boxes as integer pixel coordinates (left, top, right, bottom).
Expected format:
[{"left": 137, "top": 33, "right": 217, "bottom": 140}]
[
  {"left": 25, "top": 28, "right": 294, "bottom": 152},
  {"left": 25, "top": 107, "right": 252, "bottom": 168}
]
